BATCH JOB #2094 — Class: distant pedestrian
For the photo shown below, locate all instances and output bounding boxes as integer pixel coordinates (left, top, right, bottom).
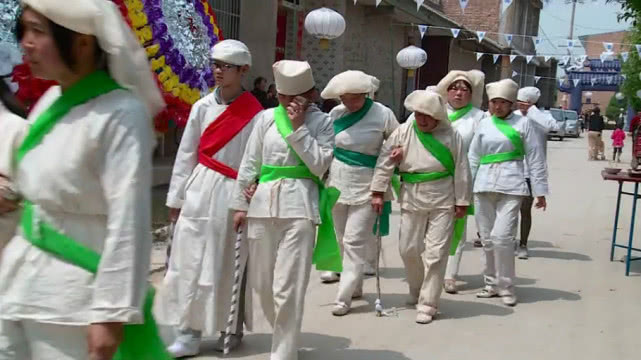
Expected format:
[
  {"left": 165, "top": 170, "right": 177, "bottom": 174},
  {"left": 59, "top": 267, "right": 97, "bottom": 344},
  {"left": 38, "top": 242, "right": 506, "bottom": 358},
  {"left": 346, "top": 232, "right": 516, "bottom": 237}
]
[
  {"left": 264, "top": 83, "right": 279, "bottom": 108},
  {"left": 587, "top": 107, "right": 605, "bottom": 160},
  {"left": 611, "top": 125, "right": 625, "bottom": 163},
  {"left": 251, "top": 76, "right": 269, "bottom": 108}
]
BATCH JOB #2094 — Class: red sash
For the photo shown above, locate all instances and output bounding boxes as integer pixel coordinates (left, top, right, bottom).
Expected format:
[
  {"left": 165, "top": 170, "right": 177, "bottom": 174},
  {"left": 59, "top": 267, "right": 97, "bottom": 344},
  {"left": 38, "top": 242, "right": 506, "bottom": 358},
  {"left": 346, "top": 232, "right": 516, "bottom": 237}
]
[{"left": 197, "top": 91, "right": 263, "bottom": 179}]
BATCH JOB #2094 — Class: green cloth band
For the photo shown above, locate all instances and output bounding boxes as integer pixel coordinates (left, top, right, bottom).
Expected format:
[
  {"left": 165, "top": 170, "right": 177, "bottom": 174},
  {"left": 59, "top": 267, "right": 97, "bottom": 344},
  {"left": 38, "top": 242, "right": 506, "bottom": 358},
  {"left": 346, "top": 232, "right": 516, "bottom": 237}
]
[
  {"left": 334, "top": 147, "right": 378, "bottom": 168},
  {"left": 333, "top": 98, "right": 373, "bottom": 134},
  {"left": 479, "top": 115, "right": 525, "bottom": 164},
  {"left": 16, "top": 71, "right": 172, "bottom": 360},
  {"left": 399, "top": 119, "right": 455, "bottom": 184},
  {"left": 448, "top": 103, "right": 473, "bottom": 122},
  {"left": 268, "top": 105, "right": 343, "bottom": 272}
]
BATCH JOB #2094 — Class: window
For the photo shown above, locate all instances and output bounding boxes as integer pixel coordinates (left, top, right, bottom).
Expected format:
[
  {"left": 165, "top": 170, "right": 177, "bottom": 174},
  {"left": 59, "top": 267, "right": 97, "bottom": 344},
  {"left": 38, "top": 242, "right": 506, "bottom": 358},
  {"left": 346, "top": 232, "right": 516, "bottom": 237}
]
[{"left": 209, "top": 0, "right": 241, "bottom": 39}]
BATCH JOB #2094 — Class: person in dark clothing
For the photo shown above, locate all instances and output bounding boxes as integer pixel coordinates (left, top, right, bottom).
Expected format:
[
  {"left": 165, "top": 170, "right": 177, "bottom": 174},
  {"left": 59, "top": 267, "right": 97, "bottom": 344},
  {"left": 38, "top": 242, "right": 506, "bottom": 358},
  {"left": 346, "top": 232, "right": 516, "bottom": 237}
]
[
  {"left": 0, "top": 78, "right": 27, "bottom": 118},
  {"left": 264, "top": 83, "right": 279, "bottom": 108},
  {"left": 587, "top": 107, "right": 605, "bottom": 160},
  {"left": 251, "top": 76, "right": 269, "bottom": 108}
]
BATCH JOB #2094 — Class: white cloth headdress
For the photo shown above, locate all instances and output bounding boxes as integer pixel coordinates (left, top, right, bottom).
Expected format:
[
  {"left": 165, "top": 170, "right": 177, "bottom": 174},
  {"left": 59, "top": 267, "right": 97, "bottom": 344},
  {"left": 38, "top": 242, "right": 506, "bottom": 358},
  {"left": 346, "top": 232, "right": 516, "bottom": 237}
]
[
  {"left": 486, "top": 79, "right": 519, "bottom": 104},
  {"left": 435, "top": 70, "right": 485, "bottom": 108},
  {"left": 321, "top": 70, "right": 379, "bottom": 99},
  {"left": 404, "top": 89, "right": 448, "bottom": 123},
  {"left": 211, "top": 40, "right": 252, "bottom": 66},
  {"left": 517, "top": 86, "right": 541, "bottom": 104},
  {"left": 272, "top": 60, "right": 315, "bottom": 96}
]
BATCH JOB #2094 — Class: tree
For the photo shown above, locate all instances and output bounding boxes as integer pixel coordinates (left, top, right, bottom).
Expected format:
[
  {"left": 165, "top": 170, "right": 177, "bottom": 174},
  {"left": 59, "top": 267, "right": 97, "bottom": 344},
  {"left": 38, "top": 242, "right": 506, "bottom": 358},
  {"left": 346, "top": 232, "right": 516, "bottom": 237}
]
[
  {"left": 606, "top": 93, "right": 628, "bottom": 120},
  {"left": 607, "top": 0, "right": 641, "bottom": 25},
  {"left": 620, "top": 27, "right": 641, "bottom": 112}
]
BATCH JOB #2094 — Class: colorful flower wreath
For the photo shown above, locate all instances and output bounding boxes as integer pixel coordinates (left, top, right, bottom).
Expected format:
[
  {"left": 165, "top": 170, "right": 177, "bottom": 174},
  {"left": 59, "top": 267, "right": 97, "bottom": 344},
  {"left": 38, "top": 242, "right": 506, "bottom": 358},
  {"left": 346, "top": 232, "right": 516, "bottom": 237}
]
[{"left": 9, "top": 0, "right": 223, "bottom": 133}]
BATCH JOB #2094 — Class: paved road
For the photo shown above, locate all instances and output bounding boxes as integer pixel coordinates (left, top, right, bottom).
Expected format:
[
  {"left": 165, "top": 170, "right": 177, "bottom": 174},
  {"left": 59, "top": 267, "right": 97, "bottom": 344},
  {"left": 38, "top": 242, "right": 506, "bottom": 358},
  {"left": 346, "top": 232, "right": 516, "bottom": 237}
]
[{"left": 172, "top": 132, "right": 640, "bottom": 360}]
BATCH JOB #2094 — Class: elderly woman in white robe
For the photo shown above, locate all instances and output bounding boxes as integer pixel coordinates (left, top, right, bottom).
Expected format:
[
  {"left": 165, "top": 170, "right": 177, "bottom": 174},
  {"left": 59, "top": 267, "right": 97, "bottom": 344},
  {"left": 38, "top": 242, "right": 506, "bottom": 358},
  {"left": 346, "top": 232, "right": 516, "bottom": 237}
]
[
  {"left": 371, "top": 90, "right": 471, "bottom": 324},
  {"left": 319, "top": 70, "right": 399, "bottom": 316},
  {"left": 0, "top": 1, "right": 164, "bottom": 359},
  {"left": 469, "top": 79, "right": 548, "bottom": 307},
  {"left": 433, "top": 70, "right": 485, "bottom": 294}
]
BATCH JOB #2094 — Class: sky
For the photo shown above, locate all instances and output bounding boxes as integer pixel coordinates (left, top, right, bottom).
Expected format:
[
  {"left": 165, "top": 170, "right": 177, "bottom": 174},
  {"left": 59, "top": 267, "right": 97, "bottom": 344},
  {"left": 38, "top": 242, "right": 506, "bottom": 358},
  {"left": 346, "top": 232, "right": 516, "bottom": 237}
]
[{"left": 538, "top": 0, "right": 632, "bottom": 57}]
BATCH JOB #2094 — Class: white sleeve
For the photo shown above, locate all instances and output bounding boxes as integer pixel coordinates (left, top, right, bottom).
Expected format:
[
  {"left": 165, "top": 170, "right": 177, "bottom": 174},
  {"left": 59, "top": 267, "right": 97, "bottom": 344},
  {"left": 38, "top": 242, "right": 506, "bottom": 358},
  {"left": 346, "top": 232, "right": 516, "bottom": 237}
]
[
  {"left": 524, "top": 121, "right": 549, "bottom": 197},
  {"left": 528, "top": 106, "right": 559, "bottom": 133},
  {"left": 229, "top": 114, "right": 266, "bottom": 212},
  {"left": 468, "top": 131, "right": 482, "bottom": 180},
  {"left": 383, "top": 107, "right": 400, "bottom": 139},
  {"left": 287, "top": 113, "right": 335, "bottom": 177},
  {"left": 165, "top": 103, "right": 202, "bottom": 208},
  {"left": 371, "top": 127, "right": 401, "bottom": 193},
  {"left": 453, "top": 131, "right": 472, "bottom": 206},
  {"left": 92, "top": 105, "right": 154, "bottom": 324}
]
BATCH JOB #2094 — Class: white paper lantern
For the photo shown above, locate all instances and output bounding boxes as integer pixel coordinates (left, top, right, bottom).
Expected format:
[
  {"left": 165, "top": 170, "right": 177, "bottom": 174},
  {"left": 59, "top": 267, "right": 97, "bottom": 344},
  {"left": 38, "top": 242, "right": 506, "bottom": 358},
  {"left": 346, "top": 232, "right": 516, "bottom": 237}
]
[
  {"left": 585, "top": 92, "right": 593, "bottom": 100},
  {"left": 616, "top": 92, "right": 625, "bottom": 100},
  {"left": 396, "top": 45, "right": 427, "bottom": 77},
  {"left": 304, "top": 7, "right": 346, "bottom": 50}
]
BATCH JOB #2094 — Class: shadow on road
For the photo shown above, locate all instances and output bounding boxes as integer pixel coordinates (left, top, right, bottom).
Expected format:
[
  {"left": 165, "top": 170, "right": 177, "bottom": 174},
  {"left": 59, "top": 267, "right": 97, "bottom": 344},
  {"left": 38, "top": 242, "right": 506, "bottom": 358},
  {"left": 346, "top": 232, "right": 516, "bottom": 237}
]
[
  {"left": 526, "top": 240, "right": 556, "bottom": 248},
  {"left": 528, "top": 249, "right": 592, "bottom": 261},
  {"left": 457, "top": 274, "right": 537, "bottom": 290},
  {"left": 516, "top": 286, "right": 581, "bottom": 304},
  {"left": 202, "top": 332, "right": 411, "bottom": 359}
]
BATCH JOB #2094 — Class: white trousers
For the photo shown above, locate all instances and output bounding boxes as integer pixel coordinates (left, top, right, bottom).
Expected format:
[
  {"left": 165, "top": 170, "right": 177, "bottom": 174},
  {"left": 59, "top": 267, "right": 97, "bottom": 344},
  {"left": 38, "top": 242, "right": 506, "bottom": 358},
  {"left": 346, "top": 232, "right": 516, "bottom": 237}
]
[
  {"left": 399, "top": 208, "right": 454, "bottom": 314},
  {"left": 247, "top": 218, "right": 315, "bottom": 360},
  {"left": 332, "top": 203, "right": 377, "bottom": 307},
  {"left": 444, "top": 225, "right": 467, "bottom": 280},
  {"left": 474, "top": 192, "right": 522, "bottom": 294},
  {"left": 0, "top": 320, "right": 87, "bottom": 360}
]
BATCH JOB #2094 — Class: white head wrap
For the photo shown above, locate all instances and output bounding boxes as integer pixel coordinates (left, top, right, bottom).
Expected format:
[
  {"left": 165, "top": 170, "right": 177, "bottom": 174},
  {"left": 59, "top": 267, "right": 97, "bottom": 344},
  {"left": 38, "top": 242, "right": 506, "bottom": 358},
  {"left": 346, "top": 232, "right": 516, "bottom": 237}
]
[
  {"left": 517, "top": 86, "right": 541, "bottom": 104},
  {"left": 21, "top": 0, "right": 165, "bottom": 116},
  {"left": 435, "top": 69, "right": 485, "bottom": 108},
  {"left": 404, "top": 90, "right": 448, "bottom": 123},
  {"left": 320, "top": 70, "right": 379, "bottom": 99},
  {"left": 210, "top": 40, "right": 252, "bottom": 66},
  {"left": 486, "top": 79, "right": 519, "bottom": 104},
  {"left": 272, "top": 60, "right": 315, "bottom": 96}
]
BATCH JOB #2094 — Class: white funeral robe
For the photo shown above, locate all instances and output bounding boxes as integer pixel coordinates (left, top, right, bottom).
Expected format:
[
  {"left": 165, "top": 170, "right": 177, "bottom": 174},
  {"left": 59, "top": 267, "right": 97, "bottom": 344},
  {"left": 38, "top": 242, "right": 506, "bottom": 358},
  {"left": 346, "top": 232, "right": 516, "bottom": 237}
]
[
  {"left": 156, "top": 89, "right": 259, "bottom": 335},
  {"left": 327, "top": 102, "right": 398, "bottom": 307},
  {"left": 0, "top": 105, "right": 27, "bottom": 251},
  {"left": 230, "top": 105, "right": 334, "bottom": 360},
  {"left": 0, "top": 87, "right": 154, "bottom": 325},
  {"left": 445, "top": 104, "right": 484, "bottom": 280},
  {"left": 371, "top": 118, "right": 471, "bottom": 313},
  {"left": 515, "top": 107, "right": 558, "bottom": 179}
]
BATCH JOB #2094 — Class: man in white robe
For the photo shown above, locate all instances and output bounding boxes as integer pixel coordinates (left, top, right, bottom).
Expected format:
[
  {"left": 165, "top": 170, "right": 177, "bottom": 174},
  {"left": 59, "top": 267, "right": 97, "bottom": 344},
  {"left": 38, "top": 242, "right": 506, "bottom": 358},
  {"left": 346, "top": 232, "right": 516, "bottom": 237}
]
[
  {"left": 157, "top": 40, "right": 262, "bottom": 357},
  {"left": 433, "top": 70, "right": 486, "bottom": 294},
  {"left": 319, "top": 70, "right": 399, "bottom": 316},
  {"left": 514, "top": 87, "right": 558, "bottom": 259},
  {"left": 371, "top": 90, "right": 471, "bottom": 324},
  {"left": 231, "top": 60, "right": 335, "bottom": 360},
  {"left": 469, "top": 79, "right": 549, "bottom": 306}
]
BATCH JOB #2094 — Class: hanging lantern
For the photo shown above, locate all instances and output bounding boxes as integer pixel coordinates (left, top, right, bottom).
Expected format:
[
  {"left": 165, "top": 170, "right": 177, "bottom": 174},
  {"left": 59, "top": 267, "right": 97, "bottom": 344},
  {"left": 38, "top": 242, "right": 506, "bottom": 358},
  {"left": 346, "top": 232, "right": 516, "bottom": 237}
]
[
  {"left": 396, "top": 45, "right": 427, "bottom": 77},
  {"left": 616, "top": 92, "right": 625, "bottom": 101},
  {"left": 304, "top": 7, "right": 346, "bottom": 50},
  {"left": 585, "top": 92, "right": 593, "bottom": 101}
]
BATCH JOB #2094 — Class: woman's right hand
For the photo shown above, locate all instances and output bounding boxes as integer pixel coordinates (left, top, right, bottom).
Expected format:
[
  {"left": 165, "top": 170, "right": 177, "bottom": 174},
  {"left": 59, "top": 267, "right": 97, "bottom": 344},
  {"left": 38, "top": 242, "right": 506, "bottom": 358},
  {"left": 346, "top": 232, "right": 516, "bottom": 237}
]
[
  {"left": 371, "top": 192, "right": 384, "bottom": 214},
  {"left": 390, "top": 146, "right": 404, "bottom": 164},
  {"left": 0, "top": 197, "right": 18, "bottom": 215},
  {"left": 233, "top": 211, "right": 247, "bottom": 233}
]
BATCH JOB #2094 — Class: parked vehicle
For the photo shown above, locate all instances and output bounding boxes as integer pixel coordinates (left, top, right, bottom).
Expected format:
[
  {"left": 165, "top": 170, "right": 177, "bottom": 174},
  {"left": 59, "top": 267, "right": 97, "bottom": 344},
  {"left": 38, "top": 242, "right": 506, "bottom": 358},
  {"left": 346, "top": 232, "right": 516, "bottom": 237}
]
[
  {"left": 547, "top": 108, "right": 567, "bottom": 141},
  {"left": 563, "top": 110, "right": 580, "bottom": 138}
]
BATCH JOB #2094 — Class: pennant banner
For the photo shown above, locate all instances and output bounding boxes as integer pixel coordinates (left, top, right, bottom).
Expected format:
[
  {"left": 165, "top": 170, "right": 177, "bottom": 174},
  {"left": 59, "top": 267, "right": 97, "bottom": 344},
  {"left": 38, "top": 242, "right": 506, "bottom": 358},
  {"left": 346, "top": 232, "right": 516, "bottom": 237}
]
[
  {"left": 510, "top": 54, "right": 517, "bottom": 63},
  {"left": 534, "top": 37, "right": 541, "bottom": 47},
  {"left": 567, "top": 39, "right": 574, "bottom": 48},
  {"left": 622, "top": 74, "right": 627, "bottom": 80},
  {"left": 451, "top": 28, "right": 461, "bottom": 38},
  {"left": 418, "top": 25, "right": 428, "bottom": 39},
  {"left": 477, "top": 31, "right": 486, "bottom": 43},
  {"left": 459, "top": 0, "right": 469, "bottom": 12},
  {"left": 579, "top": 55, "right": 587, "bottom": 63},
  {"left": 622, "top": 52, "right": 629, "bottom": 63},
  {"left": 476, "top": 52, "right": 484, "bottom": 61},
  {"left": 512, "top": 70, "right": 518, "bottom": 78},
  {"left": 534, "top": 76, "right": 541, "bottom": 83},
  {"left": 526, "top": 55, "right": 534, "bottom": 64},
  {"left": 562, "top": 55, "right": 570, "bottom": 64},
  {"left": 603, "top": 42, "right": 614, "bottom": 52},
  {"left": 416, "top": 0, "right": 425, "bottom": 11},
  {"left": 493, "top": 54, "right": 501, "bottom": 64},
  {"left": 636, "top": 44, "right": 641, "bottom": 58},
  {"left": 544, "top": 55, "right": 551, "bottom": 62},
  {"left": 559, "top": 78, "right": 565, "bottom": 87},
  {"left": 505, "top": 34, "right": 513, "bottom": 46},
  {"left": 573, "top": 78, "right": 581, "bottom": 87},
  {"left": 590, "top": 77, "right": 597, "bottom": 86},
  {"left": 502, "top": 0, "right": 513, "bottom": 14},
  {"left": 376, "top": 0, "right": 382, "bottom": 6},
  {"left": 607, "top": 76, "right": 613, "bottom": 85}
]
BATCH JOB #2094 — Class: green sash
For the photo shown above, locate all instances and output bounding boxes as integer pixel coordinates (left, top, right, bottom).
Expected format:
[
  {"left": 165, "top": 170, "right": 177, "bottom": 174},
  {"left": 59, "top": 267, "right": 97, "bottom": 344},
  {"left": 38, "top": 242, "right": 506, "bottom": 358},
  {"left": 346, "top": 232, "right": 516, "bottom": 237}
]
[
  {"left": 260, "top": 105, "right": 342, "bottom": 272},
  {"left": 15, "top": 71, "right": 172, "bottom": 360},
  {"left": 332, "top": 99, "right": 397, "bottom": 235},
  {"left": 480, "top": 115, "right": 525, "bottom": 164},
  {"left": 448, "top": 103, "right": 473, "bottom": 122},
  {"left": 400, "top": 119, "right": 454, "bottom": 183}
]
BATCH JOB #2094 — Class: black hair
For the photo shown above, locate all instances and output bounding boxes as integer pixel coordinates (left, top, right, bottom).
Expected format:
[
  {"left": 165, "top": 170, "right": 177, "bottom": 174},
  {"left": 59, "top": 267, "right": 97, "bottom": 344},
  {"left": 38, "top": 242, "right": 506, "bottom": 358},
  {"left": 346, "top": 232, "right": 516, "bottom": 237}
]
[
  {"left": 254, "top": 77, "right": 266, "bottom": 87},
  {"left": 0, "top": 79, "right": 27, "bottom": 118},
  {"left": 268, "top": 84, "right": 276, "bottom": 91},
  {"left": 16, "top": 8, "right": 104, "bottom": 70}
]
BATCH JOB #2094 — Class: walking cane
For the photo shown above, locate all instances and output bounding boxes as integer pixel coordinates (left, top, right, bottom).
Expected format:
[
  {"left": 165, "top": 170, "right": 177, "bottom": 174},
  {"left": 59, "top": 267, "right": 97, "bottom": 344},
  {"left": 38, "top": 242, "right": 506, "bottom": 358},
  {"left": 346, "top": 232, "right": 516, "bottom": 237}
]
[
  {"left": 224, "top": 231, "right": 244, "bottom": 355},
  {"left": 374, "top": 216, "right": 384, "bottom": 317}
]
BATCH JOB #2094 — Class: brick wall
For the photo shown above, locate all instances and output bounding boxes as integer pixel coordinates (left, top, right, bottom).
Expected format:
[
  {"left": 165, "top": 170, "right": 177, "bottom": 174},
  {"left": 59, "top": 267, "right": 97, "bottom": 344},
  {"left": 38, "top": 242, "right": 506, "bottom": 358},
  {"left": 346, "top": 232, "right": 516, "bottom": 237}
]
[
  {"left": 580, "top": 31, "right": 628, "bottom": 57},
  {"left": 440, "top": 0, "right": 501, "bottom": 42}
]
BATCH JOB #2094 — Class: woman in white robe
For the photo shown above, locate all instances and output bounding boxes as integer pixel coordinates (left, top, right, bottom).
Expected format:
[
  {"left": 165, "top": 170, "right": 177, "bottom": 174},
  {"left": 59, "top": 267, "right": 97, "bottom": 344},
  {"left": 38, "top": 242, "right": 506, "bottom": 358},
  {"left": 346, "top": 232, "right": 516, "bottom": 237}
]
[
  {"left": 319, "top": 70, "right": 399, "bottom": 316},
  {"left": 433, "top": 70, "right": 485, "bottom": 294},
  {"left": 0, "top": 1, "right": 164, "bottom": 359},
  {"left": 468, "top": 79, "right": 548, "bottom": 307}
]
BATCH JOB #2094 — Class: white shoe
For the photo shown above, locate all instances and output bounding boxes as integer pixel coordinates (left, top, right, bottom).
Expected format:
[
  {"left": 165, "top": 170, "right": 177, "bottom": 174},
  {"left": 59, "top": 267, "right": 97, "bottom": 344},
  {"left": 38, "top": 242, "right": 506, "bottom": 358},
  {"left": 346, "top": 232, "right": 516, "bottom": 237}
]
[
  {"left": 415, "top": 312, "right": 433, "bottom": 324},
  {"left": 476, "top": 286, "right": 499, "bottom": 298},
  {"left": 501, "top": 293, "right": 518, "bottom": 307},
  {"left": 332, "top": 304, "right": 350, "bottom": 316},
  {"left": 320, "top": 271, "right": 340, "bottom": 283},
  {"left": 167, "top": 339, "right": 200, "bottom": 358},
  {"left": 517, "top": 246, "right": 529, "bottom": 259},
  {"left": 363, "top": 263, "right": 376, "bottom": 276}
]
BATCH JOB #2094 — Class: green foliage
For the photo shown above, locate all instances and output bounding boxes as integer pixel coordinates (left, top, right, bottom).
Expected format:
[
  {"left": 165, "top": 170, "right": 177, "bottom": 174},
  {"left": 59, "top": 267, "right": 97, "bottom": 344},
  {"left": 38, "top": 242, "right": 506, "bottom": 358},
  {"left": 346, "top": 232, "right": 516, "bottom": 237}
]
[
  {"left": 606, "top": 93, "right": 627, "bottom": 119},
  {"left": 621, "top": 27, "right": 641, "bottom": 111},
  {"left": 607, "top": 0, "right": 641, "bottom": 25}
]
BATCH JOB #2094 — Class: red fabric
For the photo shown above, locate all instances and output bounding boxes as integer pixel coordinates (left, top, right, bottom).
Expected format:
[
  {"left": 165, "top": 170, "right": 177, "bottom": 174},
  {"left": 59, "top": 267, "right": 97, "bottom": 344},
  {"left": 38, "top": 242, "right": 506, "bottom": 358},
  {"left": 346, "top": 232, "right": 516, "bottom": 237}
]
[
  {"left": 631, "top": 116, "right": 641, "bottom": 133},
  {"left": 197, "top": 92, "right": 262, "bottom": 179},
  {"left": 612, "top": 129, "right": 626, "bottom": 147}
]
